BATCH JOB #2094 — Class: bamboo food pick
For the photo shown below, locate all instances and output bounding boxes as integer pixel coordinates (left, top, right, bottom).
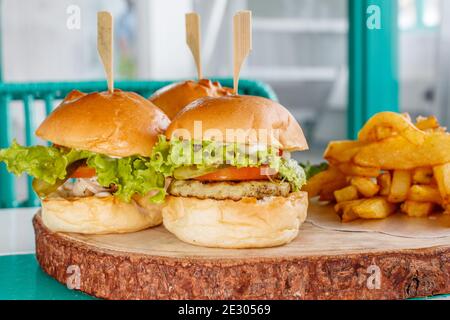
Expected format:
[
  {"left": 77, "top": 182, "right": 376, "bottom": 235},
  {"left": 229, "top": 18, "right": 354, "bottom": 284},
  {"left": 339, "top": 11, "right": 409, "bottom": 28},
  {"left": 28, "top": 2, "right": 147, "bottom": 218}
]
[
  {"left": 186, "top": 12, "right": 203, "bottom": 80},
  {"left": 97, "top": 11, "right": 114, "bottom": 93},
  {"left": 233, "top": 10, "right": 252, "bottom": 94}
]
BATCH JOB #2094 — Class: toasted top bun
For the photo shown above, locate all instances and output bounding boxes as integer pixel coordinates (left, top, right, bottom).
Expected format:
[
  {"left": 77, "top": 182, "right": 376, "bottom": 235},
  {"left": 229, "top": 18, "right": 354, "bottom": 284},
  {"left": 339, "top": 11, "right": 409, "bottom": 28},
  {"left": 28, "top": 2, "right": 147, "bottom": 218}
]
[
  {"left": 36, "top": 90, "right": 170, "bottom": 157},
  {"left": 165, "top": 95, "right": 308, "bottom": 151},
  {"left": 149, "top": 79, "right": 233, "bottom": 119}
]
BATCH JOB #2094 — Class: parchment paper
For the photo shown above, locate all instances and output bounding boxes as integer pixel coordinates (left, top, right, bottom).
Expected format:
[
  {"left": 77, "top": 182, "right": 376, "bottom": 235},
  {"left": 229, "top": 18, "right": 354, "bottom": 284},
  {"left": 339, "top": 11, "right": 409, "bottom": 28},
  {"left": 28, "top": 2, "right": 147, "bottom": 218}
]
[{"left": 307, "top": 201, "right": 450, "bottom": 239}]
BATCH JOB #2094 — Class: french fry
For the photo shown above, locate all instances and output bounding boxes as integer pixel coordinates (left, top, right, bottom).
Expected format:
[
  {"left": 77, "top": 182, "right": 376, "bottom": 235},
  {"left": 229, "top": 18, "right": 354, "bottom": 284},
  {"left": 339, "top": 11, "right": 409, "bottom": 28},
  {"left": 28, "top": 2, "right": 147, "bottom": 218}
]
[
  {"left": 388, "top": 170, "right": 412, "bottom": 203},
  {"left": 416, "top": 116, "right": 440, "bottom": 131},
  {"left": 408, "top": 185, "right": 442, "bottom": 204},
  {"left": 341, "top": 208, "right": 360, "bottom": 223},
  {"left": 401, "top": 201, "right": 434, "bottom": 218},
  {"left": 443, "top": 205, "right": 450, "bottom": 215},
  {"left": 335, "top": 199, "right": 364, "bottom": 222},
  {"left": 337, "top": 163, "right": 380, "bottom": 178},
  {"left": 354, "top": 134, "right": 450, "bottom": 170},
  {"left": 352, "top": 198, "right": 397, "bottom": 220},
  {"left": 309, "top": 111, "right": 450, "bottom": 221},
  {"left": 374, "top": 126, "right": 393, "bottom": 140},
  {"left": 433, "top": 163, "right": 450, "bottom": 203},
  {"left": 377, "top": 172, "right": 392, "bottom": 196},
  {"left": 350, "top": 177, "right": 380, "bottom": 198},
  {"left": 324, "top": 140, "right": 367, "bottom": 164},
  {"left": 412, "top": 167, "right": 434, "bottom": 185},
  {"left": 334, "top": 185, "right": 359, "bottom": 203},
  {"left": 319, "top": 189, "right": 337, "bottom": 202},
  {"left": 302, "top": 166, "right": 347, "bottom": 198},
  {"left": 320, "top": 179, "right": 350, "bottom": 201},
  {"left": 358, "top": 112, "right": 425, "bottom": 144}
]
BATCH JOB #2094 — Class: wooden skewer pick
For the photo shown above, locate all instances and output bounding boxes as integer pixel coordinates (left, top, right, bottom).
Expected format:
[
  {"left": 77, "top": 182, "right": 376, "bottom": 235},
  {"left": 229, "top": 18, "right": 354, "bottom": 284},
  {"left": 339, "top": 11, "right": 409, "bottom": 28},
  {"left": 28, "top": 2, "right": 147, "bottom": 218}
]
[
  {"left": 233, "top": 10, "right": 252, "bottom": 94},
  {"left": 97, "top": 11, "right": 114, "bottom": 93},
  {"left": 186, "top": 13, "right": 203, "bottom": 80}
]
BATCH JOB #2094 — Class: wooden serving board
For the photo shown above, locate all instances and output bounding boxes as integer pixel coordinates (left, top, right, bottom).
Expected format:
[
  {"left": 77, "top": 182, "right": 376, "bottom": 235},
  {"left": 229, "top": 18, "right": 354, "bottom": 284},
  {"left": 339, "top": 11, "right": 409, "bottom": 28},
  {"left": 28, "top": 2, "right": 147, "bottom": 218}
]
[{"left": 33, "top": 210, "right": 450, "bottom": 300}]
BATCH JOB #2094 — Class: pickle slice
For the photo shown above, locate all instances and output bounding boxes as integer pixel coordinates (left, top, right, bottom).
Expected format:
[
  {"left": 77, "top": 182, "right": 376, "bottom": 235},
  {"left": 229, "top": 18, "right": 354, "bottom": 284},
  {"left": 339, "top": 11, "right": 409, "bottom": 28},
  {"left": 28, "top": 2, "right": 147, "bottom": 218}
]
[{"left": 32, "top": 160, "right": 84, "bottom": 198}]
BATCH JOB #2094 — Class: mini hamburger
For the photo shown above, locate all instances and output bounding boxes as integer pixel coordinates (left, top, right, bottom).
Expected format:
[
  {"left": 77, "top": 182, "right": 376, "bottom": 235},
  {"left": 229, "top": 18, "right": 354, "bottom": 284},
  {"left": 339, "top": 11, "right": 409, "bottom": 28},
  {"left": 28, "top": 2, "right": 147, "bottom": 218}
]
[
  {"left": 149, "top": 79, "right": 233, "bottom": 119},
  {"left": 0, "top": 90, "right": 170, "bottom": 234},
  {"left": 151, "top": 95, "right": 309, "bottom": 248}
]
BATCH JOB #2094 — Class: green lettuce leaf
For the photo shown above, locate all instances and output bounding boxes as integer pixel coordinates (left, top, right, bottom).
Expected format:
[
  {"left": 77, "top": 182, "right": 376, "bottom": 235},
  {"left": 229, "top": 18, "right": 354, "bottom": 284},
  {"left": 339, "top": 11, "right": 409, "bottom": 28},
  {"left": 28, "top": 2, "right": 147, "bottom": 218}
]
[
  {"left": 150, "top": 137, "right": 307, "bottom": 190},
  {"left": 0, "top": 140, "right": 90, "bottom": 185},
  {"left": 149, "top": 135, "right": 173, "bottom": 177},
  {"left": 276, "top": 158, "right": 307, "bottom": 191},
  {"left": 87, "top": 154, "right": 166, "bottom": 203},
  {"left": 0, "top": 141, "right": 166, "bottom": 203}
]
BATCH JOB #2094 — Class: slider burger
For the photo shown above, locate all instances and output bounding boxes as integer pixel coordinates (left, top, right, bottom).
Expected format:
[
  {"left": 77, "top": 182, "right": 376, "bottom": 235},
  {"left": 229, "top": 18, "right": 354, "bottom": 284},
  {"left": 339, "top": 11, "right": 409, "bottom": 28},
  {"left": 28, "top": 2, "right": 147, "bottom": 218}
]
[
  {"left": 0, "top": 90, "right": 170, "bottom": 234},
  {"left": 149, "top": 79, "right": 233, "bottom": 119},
  {"left": 151, "top": 95, "right": 309, "bottom": 248}
]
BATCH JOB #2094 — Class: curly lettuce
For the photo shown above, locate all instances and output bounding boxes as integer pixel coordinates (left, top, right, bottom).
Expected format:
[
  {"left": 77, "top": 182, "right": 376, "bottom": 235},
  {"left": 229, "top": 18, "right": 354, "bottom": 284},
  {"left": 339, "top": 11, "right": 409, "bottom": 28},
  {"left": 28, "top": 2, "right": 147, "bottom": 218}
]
[
  {"left": 0, "top": 141, "right": 90, "bottom": 185},
  {"left": 87, "top": 154, "right": 165, "bottom": 203},
  {"left": 150, "top": 136, "right": 307, "bottom": 191},
  {"left": 0, "top": 141, "right": 166, "bottom": 203}
]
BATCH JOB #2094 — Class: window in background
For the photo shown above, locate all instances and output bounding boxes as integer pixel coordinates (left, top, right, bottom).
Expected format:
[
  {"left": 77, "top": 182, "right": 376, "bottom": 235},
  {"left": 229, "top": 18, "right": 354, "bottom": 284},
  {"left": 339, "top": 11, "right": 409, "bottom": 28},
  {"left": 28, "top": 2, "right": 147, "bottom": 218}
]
[
  {"left": 245, "top": 0, "right": 348, "bottom": 157},
  {"left": 399, "top": 0, "right": 440, "bottom": 30},
  {"left": 398, "top": 0, "right": 443, "bottom": 123},
  {"left": 2, "top": 0, "right": 149, "bottom": 82},
  {"left": 194, "top": 0, "right": 348, "bottom": 161}
]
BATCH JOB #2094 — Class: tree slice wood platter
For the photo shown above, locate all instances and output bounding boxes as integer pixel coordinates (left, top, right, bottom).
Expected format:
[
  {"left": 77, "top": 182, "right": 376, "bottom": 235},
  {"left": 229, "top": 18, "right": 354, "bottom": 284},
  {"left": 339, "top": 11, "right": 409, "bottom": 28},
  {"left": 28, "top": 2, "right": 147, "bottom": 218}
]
[{"left": 33, "top": 210, "right": 450, "bottom": 300}]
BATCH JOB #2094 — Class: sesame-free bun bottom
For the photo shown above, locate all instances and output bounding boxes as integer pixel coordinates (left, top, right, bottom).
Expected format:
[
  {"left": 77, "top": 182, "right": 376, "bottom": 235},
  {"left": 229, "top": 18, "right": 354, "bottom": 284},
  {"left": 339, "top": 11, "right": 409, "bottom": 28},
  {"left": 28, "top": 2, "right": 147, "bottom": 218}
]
[
  {"left": 42, "top": 194, "right": 163, "bottom": 234},
  {"left": 162, "top": 192, "right": 308, "bottom": 248}
]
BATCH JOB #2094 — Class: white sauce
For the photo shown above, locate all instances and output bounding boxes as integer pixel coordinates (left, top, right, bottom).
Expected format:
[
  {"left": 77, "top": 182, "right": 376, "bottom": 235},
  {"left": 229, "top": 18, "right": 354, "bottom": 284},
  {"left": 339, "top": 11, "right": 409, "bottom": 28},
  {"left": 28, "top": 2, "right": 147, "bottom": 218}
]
[{"left": 58, "top": 177, "right": 112, "bottom": 198}]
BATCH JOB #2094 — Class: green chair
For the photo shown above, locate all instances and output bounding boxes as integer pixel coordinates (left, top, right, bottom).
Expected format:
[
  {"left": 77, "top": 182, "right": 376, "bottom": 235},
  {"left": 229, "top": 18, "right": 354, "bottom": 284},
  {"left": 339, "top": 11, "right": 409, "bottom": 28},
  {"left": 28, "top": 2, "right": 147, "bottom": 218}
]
[{"left": 0, "top": 79, "right": 277, "bottom": 208}]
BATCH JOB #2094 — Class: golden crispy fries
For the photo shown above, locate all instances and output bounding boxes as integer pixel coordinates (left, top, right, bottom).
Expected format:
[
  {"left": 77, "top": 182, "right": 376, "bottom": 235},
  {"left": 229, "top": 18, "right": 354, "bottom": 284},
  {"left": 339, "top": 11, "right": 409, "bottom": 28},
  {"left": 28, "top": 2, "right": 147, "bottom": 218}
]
[
  {"left": 416, "top": 116, "right": 440, "bottom": 131},
  {"left": 358, "top": 112, "right": 425, "bottom": 145},
  {"left": 302, "top": 166, "right": 347, "bottom": 199},
  {"left": 352, "top": 198, "right": 397, "bottom": 220},
  {"left": 310, "top": 111, "right": 450, "bottom": 222},
  {"left": 350, "top": 177, "right": 380, "bottom": 198},
  {"left": 354, "top": 134, "right": 450, "bottom": 170},
  {"left": 433, "top": 163, "right": 450, "bottom": 203},
  {"left": 444, "top": 205, "right": 450, "bottom": 215},
  {"left": 334, "top": 185, "right": 359, "bottom": 203},
  {"left": 377, "top": 172, "right": 392, "bottom": 196},
  {"left": 337, "top": 163, "right": 380, "bottom": 178},
  {"left": 401, "top": 201, "right": 434, "bottom": 218},
  {"left": 374, "top": 126, "right": 394, "bottom": 140},
  {"left": 324, "top": 141, "right": 368, "bottom": 164},
  {"left": 319, "top": 190, "right": 337, "bottom": 202},
  {"left": 334, "top": 200, "right": 364, "bottom": 222},
  {"left": 320, "top": 180, "right": 350, "bottom": 201},
  {"left": 388, "top": 170, "right": 412, "bottom": 203},
  {"left": 412, "top": 167, "right": 434, "bottom": 185},
  {"left": 408, "top": 185, "right": 442, "bottom": 204}
]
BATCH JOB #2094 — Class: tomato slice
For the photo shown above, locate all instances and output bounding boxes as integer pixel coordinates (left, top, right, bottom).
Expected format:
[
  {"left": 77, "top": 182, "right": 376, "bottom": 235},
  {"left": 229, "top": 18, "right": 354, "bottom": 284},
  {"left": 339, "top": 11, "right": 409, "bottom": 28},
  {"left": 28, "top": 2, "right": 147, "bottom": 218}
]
[
  {"left": 70, "top": 166, "right": 96, "bottom": 179},
  {"left": 195, "top": 166, "right": 275, "bottom": 181}
]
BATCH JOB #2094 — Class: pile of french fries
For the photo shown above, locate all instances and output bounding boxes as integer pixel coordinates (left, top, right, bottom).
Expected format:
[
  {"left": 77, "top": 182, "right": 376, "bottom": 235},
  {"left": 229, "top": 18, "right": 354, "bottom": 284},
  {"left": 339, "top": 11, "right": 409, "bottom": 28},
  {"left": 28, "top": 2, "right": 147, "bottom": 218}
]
[{"left": 303, "top": 112, "right": 450, "bottom": 222}]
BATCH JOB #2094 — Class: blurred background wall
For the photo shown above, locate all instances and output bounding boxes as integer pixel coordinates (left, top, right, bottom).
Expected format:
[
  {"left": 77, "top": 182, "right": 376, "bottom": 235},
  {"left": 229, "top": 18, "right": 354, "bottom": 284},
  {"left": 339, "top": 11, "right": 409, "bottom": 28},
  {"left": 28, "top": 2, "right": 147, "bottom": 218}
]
[{"left": 0, "top": 0, "right": 448, "bottom": 152}]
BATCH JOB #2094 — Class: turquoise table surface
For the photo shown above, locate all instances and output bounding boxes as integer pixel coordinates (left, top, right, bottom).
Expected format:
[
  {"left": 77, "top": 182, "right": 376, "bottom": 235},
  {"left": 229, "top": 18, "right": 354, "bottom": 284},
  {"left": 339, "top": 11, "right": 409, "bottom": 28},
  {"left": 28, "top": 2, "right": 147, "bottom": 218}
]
[
  {"left": 1, "top": 254, "right": 449, "bottom": 300},
  {"left": 0, "top": 254, "right": 94, "bottom": 300}
]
